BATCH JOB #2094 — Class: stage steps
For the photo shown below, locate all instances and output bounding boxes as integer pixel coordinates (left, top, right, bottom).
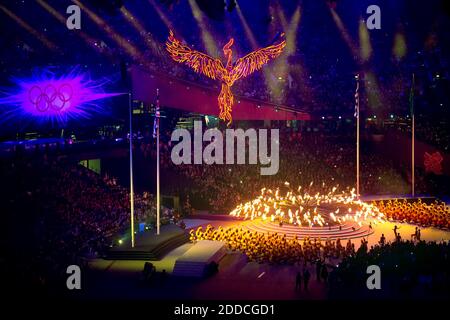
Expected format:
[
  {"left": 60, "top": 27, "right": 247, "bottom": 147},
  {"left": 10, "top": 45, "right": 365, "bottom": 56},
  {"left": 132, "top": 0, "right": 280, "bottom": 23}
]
[
  {"left": 105, "top": 232, "right": 190, "bottom": 261},
  {"left": 172, "top": 261, "right": 210, "bottom": 277},
  {"left": 242, "top": 220, "right": 373, "bottom": 240},
  {"left": 172, "top": 240, "right": 227, "bottom": 277}
]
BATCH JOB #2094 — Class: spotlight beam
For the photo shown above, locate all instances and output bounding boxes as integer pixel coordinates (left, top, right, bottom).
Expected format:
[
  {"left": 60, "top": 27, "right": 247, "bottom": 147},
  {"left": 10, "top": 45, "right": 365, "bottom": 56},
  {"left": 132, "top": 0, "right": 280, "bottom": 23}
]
[
  {"left": 393, "top": 28, "right": 407, "bottom": 61},
  {"left": 188, "top": 0, "right": 219, "bottom": 56},
  {"left": 148, "top": 0, "right": 175, "bottom": 31},
  {"left": 36, "top": 0, "right": 104, "bottom": 54},
  {"left": 329, "top": 8, "right": 384, "bottom": 110},
  {"left": 0, "top": 4, "right": 58, "bottom": 50},
  {"left": 72, "top": 0, "right": 148, "bottom": 66},
  {"left": 236, "top": 2, "right": 258, "bottom": 50},
  {"left": 329, "top": 8, "right": 360, "bottom": 61},
  {"left": 235, "top": 1, "right": 277, "bottom": 99},
  {"left": 275, "top": 2, "right": 289, "bottom": 31},
  {"left": 119, "top": 6, "right": 162, "bottom": 55},
  {"left": 271, "top": 5, "right": 303, "bottom": 102},
  {"left": 359, "top": 19, "right": 372, "bottom": 62}
]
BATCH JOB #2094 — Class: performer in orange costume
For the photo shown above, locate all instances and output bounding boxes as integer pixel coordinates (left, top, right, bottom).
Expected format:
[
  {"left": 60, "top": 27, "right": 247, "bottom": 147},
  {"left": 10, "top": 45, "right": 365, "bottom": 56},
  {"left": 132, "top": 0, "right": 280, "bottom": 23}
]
[{"left": 166, "top": 30, "right": 286, "bottom": 125}]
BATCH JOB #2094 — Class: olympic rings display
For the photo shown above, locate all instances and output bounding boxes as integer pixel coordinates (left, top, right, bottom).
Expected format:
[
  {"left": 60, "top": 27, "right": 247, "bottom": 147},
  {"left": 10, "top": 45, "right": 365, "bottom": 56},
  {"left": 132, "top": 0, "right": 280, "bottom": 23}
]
[{"left": 28, "top": 84, "right": 73, "bottom": 112}]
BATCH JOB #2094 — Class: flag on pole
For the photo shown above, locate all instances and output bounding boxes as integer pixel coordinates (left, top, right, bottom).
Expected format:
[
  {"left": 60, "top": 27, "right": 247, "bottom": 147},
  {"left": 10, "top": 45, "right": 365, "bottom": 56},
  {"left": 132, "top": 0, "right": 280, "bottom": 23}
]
[
  {"left": 153, "top": 88, "right": 160, "bottom": 139},
  {"left": 409, "top": 74, "right": 415, "bottom": 116},
  {"left": 354, "top": 74, "right": 360, "bottom": 117},
  {"left": 410, "top": 73, "right": 416, "bottom": 196}
]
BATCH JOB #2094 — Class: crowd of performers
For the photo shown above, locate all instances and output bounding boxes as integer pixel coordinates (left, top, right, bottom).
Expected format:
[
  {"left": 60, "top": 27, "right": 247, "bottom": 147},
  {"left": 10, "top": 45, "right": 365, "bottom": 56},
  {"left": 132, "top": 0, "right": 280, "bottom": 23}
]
[
  {"left": 374, "top": 199, "right": 450, "bottom": 230},
  {"left": 190, "top": 225, "right": 359, "bottom": 264},
  {"left": 189, "top": 198, "right": 450, "bottom": 264}
]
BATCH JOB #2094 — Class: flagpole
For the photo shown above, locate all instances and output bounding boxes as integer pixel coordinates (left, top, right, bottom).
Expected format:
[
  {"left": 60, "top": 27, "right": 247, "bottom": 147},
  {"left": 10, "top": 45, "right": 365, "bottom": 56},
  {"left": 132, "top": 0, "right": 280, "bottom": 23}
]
[
  {"left": 411, "top": 73, "right": 415, "bottom": 197},
  {"left": 156, "top": 88, "right": 161, "bottom": 235},
  {"left": 355, "top": 74, "right": 360, "bottom": 197},
  {"left": 129, "top": 93, "right": 135, "bottom": 247},
  {"left": 412, "top": 113, "right": 415, "bottom": 196}
]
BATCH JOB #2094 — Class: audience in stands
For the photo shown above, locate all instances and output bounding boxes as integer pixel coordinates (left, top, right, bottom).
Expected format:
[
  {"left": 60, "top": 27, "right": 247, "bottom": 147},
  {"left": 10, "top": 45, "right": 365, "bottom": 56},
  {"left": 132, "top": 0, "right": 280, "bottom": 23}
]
[{"left": 0, "top": 154, "right": 177, "bottom": 290}]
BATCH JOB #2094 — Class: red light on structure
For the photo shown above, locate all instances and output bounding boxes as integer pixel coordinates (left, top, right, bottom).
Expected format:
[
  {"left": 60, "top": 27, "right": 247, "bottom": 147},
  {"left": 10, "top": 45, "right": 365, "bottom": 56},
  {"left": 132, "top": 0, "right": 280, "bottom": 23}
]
[{"left": 424, "top": 151, "right": 443, "bottom": 175}]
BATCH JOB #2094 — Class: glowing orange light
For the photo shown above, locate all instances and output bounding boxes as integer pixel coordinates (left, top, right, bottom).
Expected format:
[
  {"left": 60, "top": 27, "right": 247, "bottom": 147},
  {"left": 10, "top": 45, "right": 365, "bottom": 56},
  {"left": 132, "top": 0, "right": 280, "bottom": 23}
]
[
  {"left": 166, "top": 30, "right": 286, "bottom": 125},
  {"left": 229, "top": 184, "right": 385, "bottom": 227}
]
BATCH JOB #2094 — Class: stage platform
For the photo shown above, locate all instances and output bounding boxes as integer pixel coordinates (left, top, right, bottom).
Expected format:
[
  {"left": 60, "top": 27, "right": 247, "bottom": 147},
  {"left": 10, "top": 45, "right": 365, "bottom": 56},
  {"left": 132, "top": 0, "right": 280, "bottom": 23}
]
[
  {"left": 105, "top": 224, "right": 189, "bottom": 260},
  {"left": 172, "top": 240, "right": 227, "bottom": 277},
  {"left": 361, "top": 194, "right": 437, "bottom": 203},
  {"left": 182, "top": 196, "right": 445, "bottom": 242},
  {"left": 241, "top": 220, "right": 373, "bottom": 240}
]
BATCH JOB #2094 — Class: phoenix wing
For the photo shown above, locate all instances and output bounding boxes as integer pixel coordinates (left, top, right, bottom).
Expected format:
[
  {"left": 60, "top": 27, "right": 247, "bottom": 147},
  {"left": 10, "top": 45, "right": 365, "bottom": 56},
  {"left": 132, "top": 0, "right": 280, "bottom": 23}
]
[
  {"left": 230, "top": 39, "right": 286, "bottom": 82},
  {"left": 166, "top": 30, "right": 226, "bottom": 81}
]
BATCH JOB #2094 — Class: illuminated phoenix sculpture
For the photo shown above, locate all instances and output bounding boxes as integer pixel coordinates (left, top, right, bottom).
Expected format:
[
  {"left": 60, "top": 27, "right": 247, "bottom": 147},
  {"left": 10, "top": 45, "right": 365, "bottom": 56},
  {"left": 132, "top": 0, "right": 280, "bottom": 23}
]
[{"left": 166, "top": 30, "right": 286, "bottom": 125}]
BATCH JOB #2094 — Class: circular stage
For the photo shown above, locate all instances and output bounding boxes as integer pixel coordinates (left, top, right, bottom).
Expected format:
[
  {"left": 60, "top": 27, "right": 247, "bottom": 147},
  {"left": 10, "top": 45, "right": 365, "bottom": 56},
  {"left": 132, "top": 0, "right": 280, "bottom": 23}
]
[
  {"left": 229, "top": 185, "right": 384, "bottom": 240},
  {"left": 241, "top": 219, "right": 373, "bottom": 240}
]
